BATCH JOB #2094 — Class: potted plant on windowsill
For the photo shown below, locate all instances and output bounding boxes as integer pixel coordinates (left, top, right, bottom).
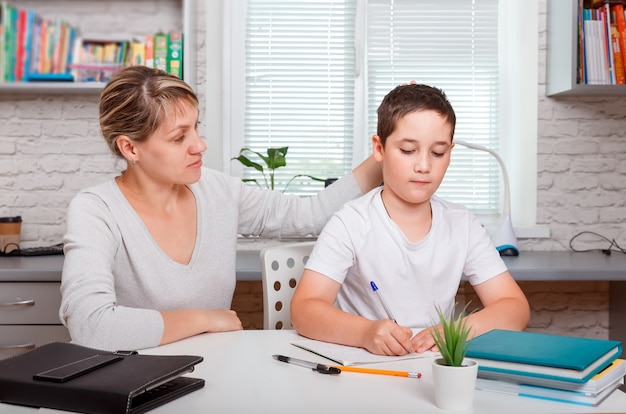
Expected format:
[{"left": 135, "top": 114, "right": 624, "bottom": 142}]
[
  {"left": 430, "top": 303, "right": 478, "bottom": 411},
  {"left": 231, "top": 147, "right": 325, "bottom": 193}
]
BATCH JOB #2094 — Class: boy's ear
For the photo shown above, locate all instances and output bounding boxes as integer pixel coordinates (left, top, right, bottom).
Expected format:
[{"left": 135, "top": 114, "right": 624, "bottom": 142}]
[
  {"left": 372, "top": 135, "right": 384, "bottom": 162},
  {"left": 116, "top": 135, "right": 138, "bottom": 161}
]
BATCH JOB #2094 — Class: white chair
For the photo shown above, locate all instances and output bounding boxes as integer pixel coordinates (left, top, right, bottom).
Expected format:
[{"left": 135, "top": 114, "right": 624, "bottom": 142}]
[{"left": 260, "top": 241, "right": 315, "bottom": 330}]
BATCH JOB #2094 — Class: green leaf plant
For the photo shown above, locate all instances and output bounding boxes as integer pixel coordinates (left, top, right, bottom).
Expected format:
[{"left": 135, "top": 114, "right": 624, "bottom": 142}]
[
  {"left": 430, "top": 302, "right": 474, "bottom": 367},
  {"left": 231, "top": 147, "right": 325, "bottom": 192}
]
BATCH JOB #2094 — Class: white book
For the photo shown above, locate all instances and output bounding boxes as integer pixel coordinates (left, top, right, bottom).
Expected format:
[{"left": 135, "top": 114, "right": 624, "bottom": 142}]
[
  {"left": 476, "top": 377, "right": 623, "bottom": 407},
  {"left": 476, "top": 358, "right": 626, "bottom": 394}
]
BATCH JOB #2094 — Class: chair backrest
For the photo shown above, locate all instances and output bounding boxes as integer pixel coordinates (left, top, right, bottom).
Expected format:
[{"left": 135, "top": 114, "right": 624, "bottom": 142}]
[{"left": 260, "top": 241, "right": 315, "bottom": 330}]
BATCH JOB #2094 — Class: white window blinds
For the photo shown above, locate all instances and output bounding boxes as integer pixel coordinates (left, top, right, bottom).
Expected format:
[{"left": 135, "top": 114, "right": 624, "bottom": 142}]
[
  {"left": 244, "top": 0, "right": 357, "bottom": 195},
  {"left": 367, "top": 0, "right": 500, "bottom": 214},
  {"left": 244, "top": 0, "right": 502, "bottom": 215}
]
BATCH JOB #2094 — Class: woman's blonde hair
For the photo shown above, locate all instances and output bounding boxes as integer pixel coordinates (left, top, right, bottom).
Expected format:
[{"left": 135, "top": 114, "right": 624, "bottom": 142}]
[{"left": 99, "top": 66, "right": 199, "bottom": 157}]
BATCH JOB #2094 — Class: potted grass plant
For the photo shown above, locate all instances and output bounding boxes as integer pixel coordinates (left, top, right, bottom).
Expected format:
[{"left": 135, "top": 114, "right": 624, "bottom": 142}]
[
  {"left": 231, "top": 147, "right": 325, "bottom": 193},
  {"left": 430, "top": 303, "right": 478, "bottom": 411}
]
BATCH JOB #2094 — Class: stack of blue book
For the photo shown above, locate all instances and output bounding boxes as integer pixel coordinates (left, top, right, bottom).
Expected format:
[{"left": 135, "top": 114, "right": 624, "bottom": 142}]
[{"left": 466, "top": 329, "right": 625, "bottom": 407}]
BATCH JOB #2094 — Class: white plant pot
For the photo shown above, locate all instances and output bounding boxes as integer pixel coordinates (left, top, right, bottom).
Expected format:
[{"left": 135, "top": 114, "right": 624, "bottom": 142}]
[{"left": 431, "top": 357, "right": 478, "bottom": 411}]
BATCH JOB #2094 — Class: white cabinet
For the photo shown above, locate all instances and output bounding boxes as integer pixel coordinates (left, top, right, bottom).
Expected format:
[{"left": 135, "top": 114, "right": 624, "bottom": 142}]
[
  {"left": 0, "top": 0, "right": 196, "bottom": 94},
  {"left": 547, "top": 0, "right": 626, "bottom": 97},
  {"left": 0, "top": 282, "right": 70, "bottom": 360}
]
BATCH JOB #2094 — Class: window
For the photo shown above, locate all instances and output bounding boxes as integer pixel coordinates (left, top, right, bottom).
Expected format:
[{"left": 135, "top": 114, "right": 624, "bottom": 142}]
[
  {"left": 366, "top": 0, "right": 499, "bottom": 214},
  {"left": 224, "top": 0, "right": 538, "bottom": 231},
  {"left": 241, "top": 0, "right": 357, "bottom": 194}
]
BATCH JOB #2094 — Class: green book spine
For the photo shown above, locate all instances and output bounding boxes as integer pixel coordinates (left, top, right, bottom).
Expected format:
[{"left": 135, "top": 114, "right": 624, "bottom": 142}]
[
  {"left": 153, "top": 32, "right": 167, "bottom": 72},
  {"left": 166, "top": 30, "right": 183, "bottom": 79}
]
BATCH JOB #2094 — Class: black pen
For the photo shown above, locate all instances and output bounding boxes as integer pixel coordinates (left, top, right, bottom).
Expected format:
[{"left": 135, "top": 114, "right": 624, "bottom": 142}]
[{"left": 272, "top": 354, "right": 341, "bottom": 375}]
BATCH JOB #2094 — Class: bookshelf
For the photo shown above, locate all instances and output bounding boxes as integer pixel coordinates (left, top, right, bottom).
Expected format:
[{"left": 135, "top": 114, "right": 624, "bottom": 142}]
[
  {"left": 0, "top": 0, "right": 196, "bottom": 95},
  {"left": 547, "top": 0, "right": 626, "bottom": 97}
]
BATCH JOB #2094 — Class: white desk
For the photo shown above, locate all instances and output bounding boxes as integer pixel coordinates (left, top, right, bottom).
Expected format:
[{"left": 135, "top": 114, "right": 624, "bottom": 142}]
[
  {"left": 1, "top": 330, "right": 626, "bottom": 413},
  {"left": 147, "top": 331, "right": 626, "bottom": 413},
  {"left": 150, "top": 331, "right": 626, "bottom": 414}
]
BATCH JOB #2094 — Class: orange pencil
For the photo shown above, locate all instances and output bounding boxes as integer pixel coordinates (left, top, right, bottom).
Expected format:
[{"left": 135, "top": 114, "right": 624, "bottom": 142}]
[{"left": 333, "top": 366, "right": 422, "bottom": 379}]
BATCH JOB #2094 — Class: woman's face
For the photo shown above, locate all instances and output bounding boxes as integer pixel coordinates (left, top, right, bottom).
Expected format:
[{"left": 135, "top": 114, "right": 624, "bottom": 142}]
[{"left": 134, "top": 99, "right": 206, "bottom": 186}]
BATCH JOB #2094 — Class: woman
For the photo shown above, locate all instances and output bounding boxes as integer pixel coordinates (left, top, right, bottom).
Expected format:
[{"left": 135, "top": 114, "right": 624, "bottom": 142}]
[{"left": 59, "top": 66, "right": 383, "bottom": 351}]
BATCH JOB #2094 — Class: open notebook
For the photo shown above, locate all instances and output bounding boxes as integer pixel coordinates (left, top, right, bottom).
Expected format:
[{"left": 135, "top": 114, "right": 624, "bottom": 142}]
[{"left": 291, "top": 338, "right": 439, "bottom": 366}]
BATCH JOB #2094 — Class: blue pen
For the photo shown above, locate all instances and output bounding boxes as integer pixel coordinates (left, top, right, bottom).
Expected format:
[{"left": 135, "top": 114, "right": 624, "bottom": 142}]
[{"left": 370, "top": 281, "right": 397, "bottom": 323}]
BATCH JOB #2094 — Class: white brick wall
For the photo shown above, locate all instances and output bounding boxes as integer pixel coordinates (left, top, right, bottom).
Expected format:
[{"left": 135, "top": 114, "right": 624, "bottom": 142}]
[
  {"left": 0, "top": 0, "right": 197, "bottom": 244},
  {"left": 524, "top": 0, "right": 626, "bottom": 254},
  {"left": 0, "top": 0, "right": 621, "bottom": 338}
]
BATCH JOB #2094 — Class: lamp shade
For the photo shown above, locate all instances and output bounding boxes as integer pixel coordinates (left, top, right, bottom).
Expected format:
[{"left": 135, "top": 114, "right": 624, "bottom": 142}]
[{"left": 454, "top": 140, "right": 519, "bottom": 256}]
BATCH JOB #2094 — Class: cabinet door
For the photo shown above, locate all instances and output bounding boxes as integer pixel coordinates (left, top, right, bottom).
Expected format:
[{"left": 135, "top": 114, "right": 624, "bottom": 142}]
[
  {"left": 0, "top": 325, "right": 70, "bottom": 360},
  {"left": 0, "top": 282, "right": 62, "bottom": 324}
]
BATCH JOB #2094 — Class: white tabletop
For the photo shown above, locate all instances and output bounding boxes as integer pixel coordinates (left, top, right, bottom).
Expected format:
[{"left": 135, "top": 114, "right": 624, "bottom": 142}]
[
  {"left": 144, "top": 330, "right": 626, "bottom": 414},
  {"left": 2, "top": 330, "right": 625, "bottom": 414}
]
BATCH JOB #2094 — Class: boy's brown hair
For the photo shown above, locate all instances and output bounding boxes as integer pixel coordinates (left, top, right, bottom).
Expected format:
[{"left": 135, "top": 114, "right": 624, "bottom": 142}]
[{"left": 376, "top": 84, "right": 456, "bottom": 146}]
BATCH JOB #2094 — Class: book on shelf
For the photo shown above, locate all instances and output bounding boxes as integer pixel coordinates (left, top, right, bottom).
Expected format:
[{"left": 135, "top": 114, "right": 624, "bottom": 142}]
[
  {"left": 609, "top": 7, "right": 626, "bottom": 83},
  {"left": 601, "top": 4, "right": 616, "bottom": 83},
  {"left": 0, "top": 3, "right": 4, "bottom": 82},
  {"left": 579, "top": 0, "right": 626, "bottom": 85},
  {"left": 476, "top": 376, "right": 623, "bottom": 407},
  {"left": 69, "top": 38, "right": 128, "bottom": 83},
  {"left": 153, "top": 32, "right": 168, "bottom": 72},
  {"left": 1, "top": 3, "right": 184, "bottom": 84},
  {"left": 585, "top": 7, "right": 610, "bottom": 84},
  {"left": 167, "top": 30, "right": 183, "bottom": 79},
  {"left": 2, "top": 2, "right": 17, "bottom": 82},
  {"left": 613, "top": 3, "right": 626, "bottom": 74},
  {"left": 15, "top": 8, "right": 27, "bottom": 81},
  {"left": 477, "top": 358, "right": 626, "bottom": 394},
  {"left": 1, "top": 2, "right": 77, "bottom": 83},
  {"left": 145, "top": 35, "right": 154, "bottom": 69},
  {"left": 129, "top": 40, "right": 145, "bottom": 67},
  {"left": 465, "top": 329, "right": 622, "bottom": 383}
]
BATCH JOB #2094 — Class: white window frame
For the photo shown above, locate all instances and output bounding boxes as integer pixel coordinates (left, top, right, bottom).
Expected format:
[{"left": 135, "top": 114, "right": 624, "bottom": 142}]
[{"left": 211, "top": 0, "right": 543, "bottom": 237}]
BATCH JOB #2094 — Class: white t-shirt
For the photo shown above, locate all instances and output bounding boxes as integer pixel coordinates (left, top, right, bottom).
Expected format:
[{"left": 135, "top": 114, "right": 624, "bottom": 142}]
[{"left": 306, "top": 186, "right": 507, "bottom": 329}]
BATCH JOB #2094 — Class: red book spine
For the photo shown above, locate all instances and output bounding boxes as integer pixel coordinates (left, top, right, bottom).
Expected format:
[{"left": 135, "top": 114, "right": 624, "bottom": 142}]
[
  {"left": 15, "top": 8, "right": 26, "bottom": 81},
  {"left": 613, "top": 4, "right": 626, "bottom": 72},
  {"left": 610, "top": 8, "right": 626, "bottom": 84}
]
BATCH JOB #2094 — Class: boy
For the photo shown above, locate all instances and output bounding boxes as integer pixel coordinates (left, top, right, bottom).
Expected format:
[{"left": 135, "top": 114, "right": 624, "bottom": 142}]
[{"left": 291, "top": 84, "right": 529, "bottom": 356}]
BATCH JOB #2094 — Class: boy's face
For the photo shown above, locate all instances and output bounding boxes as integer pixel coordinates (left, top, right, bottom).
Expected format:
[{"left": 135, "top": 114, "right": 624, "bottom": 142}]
[{"left": 372, "top": 110, "right": 454, "bottom": 207}]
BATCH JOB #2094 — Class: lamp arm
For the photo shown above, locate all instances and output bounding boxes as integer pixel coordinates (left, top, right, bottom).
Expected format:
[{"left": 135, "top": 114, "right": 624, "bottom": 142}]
[{"left": 454, "top": 140, "right": 510, "bottom": 216}]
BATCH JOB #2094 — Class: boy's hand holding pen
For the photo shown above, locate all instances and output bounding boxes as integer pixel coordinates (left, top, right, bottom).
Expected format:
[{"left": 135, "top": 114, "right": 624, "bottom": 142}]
[{"left": 369, "top": 281, "right": 413, "bottom": 355}]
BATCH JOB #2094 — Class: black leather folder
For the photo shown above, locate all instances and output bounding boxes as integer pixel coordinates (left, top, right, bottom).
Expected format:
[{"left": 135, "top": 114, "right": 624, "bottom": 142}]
[{"left": 0, "top": 342, "right": 205, "bottom": 414}]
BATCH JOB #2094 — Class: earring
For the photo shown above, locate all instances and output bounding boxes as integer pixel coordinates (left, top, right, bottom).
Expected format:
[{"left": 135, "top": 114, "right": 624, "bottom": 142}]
[{"left": 131, "top": 159, "right": 136, "bottom": 165}]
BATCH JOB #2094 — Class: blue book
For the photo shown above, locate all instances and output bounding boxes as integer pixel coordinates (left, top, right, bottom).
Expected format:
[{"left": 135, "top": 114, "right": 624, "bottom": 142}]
[{"left": 466, "top": 329, "right": 622, "bottom": 383}]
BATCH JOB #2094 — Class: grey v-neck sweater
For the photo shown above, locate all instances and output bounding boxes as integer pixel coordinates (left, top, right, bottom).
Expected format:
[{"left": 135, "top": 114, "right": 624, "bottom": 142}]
[{"left": 60, "top": 167, "right": 361, "bottom": 351}]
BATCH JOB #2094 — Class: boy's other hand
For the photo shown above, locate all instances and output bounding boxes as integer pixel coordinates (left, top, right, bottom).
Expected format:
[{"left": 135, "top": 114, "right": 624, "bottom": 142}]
[{"left": 410, "top": 325, "right": 440, "bottom": 353}]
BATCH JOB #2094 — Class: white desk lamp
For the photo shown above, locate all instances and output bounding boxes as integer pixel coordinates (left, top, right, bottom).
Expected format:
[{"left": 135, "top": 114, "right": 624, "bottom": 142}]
[{"left": 454, "top": 140, "right": 519, "bottom": 256}]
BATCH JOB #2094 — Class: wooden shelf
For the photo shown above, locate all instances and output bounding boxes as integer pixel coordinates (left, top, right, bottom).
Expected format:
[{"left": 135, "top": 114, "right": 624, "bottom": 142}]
[
  {"left": 0, "top": 82, "right": 105, "bottom": 95},
  {"left": 547, "top": 0, "right": 626, "bottom": 97},
  {"left": 0, "top": 0, "right": 195, "bottom": 95}
]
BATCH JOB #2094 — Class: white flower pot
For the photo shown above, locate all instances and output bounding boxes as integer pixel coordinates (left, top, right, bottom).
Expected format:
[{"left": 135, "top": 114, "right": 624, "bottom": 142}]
[{"left": 431, "top": 357, "right": 478, "bottom": 411}]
